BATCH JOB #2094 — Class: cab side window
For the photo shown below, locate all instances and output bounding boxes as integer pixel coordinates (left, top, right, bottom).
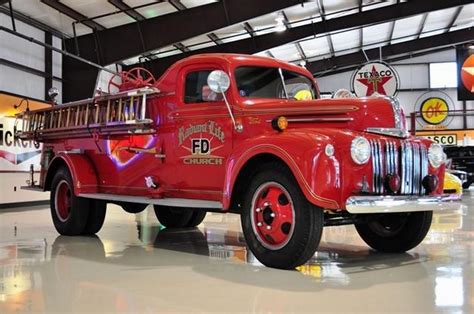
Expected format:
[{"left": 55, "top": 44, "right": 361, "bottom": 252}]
[{"left": 184, "top": 70, "right": 223, "bottom": 104}]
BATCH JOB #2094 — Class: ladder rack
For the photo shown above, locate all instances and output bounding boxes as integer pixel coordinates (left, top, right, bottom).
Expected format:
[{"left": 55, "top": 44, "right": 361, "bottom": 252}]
[{"left": 16, "top": 87, "right": 160, "bottom": 141}]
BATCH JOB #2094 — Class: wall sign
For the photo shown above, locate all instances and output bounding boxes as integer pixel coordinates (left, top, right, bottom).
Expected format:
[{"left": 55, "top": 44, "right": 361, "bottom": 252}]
[
  {"left": 416, "top": 129, "right": 474, "bottom": 146},
  {"left": 457, "top": 46, "right": 474, "bottom": 100},
  {"left": 0, "top": 117, "right": 42, "bottom": 171},
  {"left": 419, "top": 134, "right": 457, "bottom": 145},
  {"left": 351, "top": 61, "right": 399, "bottom": 97},
  {"left": 414, "top": 91, "right": 455, "bottom": 130}
]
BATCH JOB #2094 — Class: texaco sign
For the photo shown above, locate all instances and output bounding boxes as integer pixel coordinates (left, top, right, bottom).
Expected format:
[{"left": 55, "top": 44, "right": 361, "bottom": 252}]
[{"left": 351, "top": 61, "right": 399, "bottom": 97}]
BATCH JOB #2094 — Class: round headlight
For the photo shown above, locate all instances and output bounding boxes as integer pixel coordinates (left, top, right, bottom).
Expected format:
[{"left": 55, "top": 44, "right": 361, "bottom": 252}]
[
  {"left": 351, "top": 137, "right": 371, "bottom": 165},
  {"left": 428, "top": 144, "right": 445, "bottom": 168}
]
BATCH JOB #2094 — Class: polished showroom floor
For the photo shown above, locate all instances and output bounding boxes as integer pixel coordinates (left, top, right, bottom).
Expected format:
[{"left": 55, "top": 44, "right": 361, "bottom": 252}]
[{"left": 0, "top": 190, "right": 472, "bottom": 313}]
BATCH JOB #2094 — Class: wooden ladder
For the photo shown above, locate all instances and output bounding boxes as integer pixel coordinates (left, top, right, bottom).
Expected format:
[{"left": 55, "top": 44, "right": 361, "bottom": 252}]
[{"left": 16, "top": 87, "right": 160, "bottom": 141}]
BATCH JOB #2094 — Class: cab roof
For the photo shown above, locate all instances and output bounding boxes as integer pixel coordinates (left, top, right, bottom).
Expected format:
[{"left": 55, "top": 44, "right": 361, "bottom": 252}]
[{"left": 173, "top": 53, "right": 310, "bottom": 75}]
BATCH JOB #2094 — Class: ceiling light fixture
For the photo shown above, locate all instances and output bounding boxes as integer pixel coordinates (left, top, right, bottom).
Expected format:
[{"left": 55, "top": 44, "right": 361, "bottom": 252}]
[{"left": 275, "top": 12, "right": 286, "bottom": 32}]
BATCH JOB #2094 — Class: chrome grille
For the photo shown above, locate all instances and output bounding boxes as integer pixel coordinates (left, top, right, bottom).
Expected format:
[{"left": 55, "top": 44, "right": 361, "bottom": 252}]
[{"left": 370, "top": 140, "right": 428, "bottom": 195}]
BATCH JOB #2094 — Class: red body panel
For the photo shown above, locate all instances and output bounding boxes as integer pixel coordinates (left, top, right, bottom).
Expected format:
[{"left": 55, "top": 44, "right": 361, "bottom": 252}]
[
  {"left": 38, "top": 54, "right": 445, "bottom": 211},
  {"left": 47, "top": 154, "right": 99, "bottom": 194}
]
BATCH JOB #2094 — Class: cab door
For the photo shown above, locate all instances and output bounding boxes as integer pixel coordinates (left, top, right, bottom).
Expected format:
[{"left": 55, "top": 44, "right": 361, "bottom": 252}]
[{"left": 167, "top": 64, "right": 234, "bottom": 201}]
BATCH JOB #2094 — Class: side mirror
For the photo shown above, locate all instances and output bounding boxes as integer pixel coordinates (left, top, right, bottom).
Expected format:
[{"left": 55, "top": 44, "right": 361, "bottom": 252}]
[
  {"left": 206, "top": 70, "right": 242, "bottom": 132},
  {"left": 48, "top": 87, "right": 59, "bottom": 103},
  {"left": 207, "top": 70, "right": 230, "bottom": 93}
]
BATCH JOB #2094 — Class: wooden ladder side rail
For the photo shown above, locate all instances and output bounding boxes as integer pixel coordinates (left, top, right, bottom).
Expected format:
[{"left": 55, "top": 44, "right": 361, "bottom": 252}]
[{"left": 15, "top": 87, "right": 160, "bottom": 141}]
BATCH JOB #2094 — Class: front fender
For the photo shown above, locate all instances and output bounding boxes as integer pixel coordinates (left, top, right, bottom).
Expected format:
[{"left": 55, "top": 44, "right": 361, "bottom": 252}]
[
  {"left": 45, "top": 153, "right": 99, "bottom": 195},
  {"left": 223, "top": 131, "right": 341, "bottom": 210}
]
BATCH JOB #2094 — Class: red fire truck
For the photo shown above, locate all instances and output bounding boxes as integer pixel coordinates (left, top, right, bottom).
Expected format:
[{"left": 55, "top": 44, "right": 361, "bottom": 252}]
[{"left": 16, "top": 54, "right": 459, "bottom": 269}]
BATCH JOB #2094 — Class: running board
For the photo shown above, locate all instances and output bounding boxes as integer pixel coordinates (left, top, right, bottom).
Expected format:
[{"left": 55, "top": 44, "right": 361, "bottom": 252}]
[{"left": 78, "top": 193, "right": 222, "bottom": 209}]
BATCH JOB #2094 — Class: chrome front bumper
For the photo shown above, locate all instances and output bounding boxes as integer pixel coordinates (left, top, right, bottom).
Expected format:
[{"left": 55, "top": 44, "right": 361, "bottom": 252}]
[{"left": 345, "top": 195, "right": 462, "bottom": 214}]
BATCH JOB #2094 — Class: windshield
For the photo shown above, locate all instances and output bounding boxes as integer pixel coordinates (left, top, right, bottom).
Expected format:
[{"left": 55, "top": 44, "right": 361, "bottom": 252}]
[{"left": 235, "top": 66, "right": 317, "bottom": 100}]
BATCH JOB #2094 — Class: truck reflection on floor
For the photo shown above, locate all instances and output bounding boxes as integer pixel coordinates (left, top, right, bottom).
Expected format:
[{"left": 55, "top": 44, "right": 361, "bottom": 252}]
[{"left": 2, "top": 207, "right": 469, "bottom": 313}]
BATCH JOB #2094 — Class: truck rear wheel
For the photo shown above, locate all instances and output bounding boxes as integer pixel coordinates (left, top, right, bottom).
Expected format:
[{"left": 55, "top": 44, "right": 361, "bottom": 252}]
[
  {"left": 154, "top": 206, "right": 207, "bottom": 228},
  {"left": 355, "top": 211, "right": 433, "bottom": 252},
  {"left": 82, "top": 200, "right": 107, "bottom": 235},
  {"left": 50, "top": 167, "right": 90, "bottom": 235},
  {"left": 241, "top": 163, "right": 324, "bottom": 269}
]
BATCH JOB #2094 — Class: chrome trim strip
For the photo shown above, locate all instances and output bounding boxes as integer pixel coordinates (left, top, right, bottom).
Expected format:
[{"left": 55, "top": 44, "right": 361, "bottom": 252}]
[
  {"left": 58, "top": 149, "right": 84, "bottom": 154},
  {"left": 287, "top": 117, "right": 354, "bottom": 123},
  {"left": 346, "top": 195, "right": 461, "bottom": 213},
  {"left": 78, "top": 193, "right": 222, "bottom": 209},
  {"left": 414, "top": 143, "right": 420, "bottom": 194},
  {"left": 401, "top": 142, "right": 406, "bottom": 194},
  {"left": 389, "top": 97, "right": 403, "bottom": 129},
  {"left": 421, "top": 145, "right": 428, "bottom": 194},
  {"left": 370, "top": 140, "right": 381, "bottom": 194},
  {"left": 377, "top": 140, "right": 384, "bottom": 193},
  {"left": 265, "top": 117, "right": 353, "bottom": 123},
  {"left": 366, "top": 128, "right": 409, "bottom": 138}
]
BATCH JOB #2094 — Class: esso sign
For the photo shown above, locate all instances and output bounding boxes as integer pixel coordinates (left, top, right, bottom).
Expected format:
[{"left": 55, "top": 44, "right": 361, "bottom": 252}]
[{"left": 351, "top": 62, "right": 399, "bottom": 97}]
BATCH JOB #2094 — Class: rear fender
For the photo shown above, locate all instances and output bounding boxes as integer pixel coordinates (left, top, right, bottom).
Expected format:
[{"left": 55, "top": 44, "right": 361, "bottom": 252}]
[
  {"left": 223, "top": 132, "right": 341, "bottom": 210},
  {"left": 44, "top": 154, "right": 98, "bottom": 195}
]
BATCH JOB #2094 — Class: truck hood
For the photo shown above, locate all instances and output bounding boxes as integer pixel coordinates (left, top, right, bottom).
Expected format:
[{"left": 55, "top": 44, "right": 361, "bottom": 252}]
[{"left": 238, "top": 96, "right": 403, "bottom": 134}]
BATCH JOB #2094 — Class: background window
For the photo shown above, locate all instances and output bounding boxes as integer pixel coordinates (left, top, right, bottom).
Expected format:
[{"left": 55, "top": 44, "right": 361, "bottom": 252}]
[{"left": 429, "top": 62, "right": 457, "bottom": 88}]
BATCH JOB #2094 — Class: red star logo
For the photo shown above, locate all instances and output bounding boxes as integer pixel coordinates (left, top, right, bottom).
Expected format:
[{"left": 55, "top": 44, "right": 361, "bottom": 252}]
[{"left": 356, "top": 66, "right": 393, "bottom": 96}]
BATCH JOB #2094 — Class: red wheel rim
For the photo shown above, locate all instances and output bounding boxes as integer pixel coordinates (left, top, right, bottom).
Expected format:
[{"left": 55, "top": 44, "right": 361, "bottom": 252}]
[
  {"left": 250, "top": 182, "right": 295, "bottom": 250},
  {"left": 55, "top": 180, "right": 72, "bottom": 222}
]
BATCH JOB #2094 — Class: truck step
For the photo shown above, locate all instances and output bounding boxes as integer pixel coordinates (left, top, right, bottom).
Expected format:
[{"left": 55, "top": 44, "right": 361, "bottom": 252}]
[{"left": 78, "top": 193, "right": 222, "bottom": 209}]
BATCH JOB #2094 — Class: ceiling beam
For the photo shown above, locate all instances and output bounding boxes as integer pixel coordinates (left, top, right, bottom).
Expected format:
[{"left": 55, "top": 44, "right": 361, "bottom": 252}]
[
  {"left": 446, "top": 6, "right": 464, "bottom": 32},
  {"left": 207, "top": 33, "right": 223, "bottom": 45},
  {"left": 307, "top": 27, "right": 472, "bottom": 75},
  {"left": 0, "top": 5, "right": 68, "bottom": 38},
  {"left": 295, "top": 42, "right": 307, "bottom": 62},
  {"left": 137, "top": 0, "right": 471, "bottom": 76},
  {"left": 281, "top": 11, "right": 291, "bottom": 29},
  {"left": 243, "top": 22, "right": 256, "bottom": 37},
  {"left": 316, "top": 0, "right": 335, "bottom": 58},
  {"left": 168, "top": 0, "right": 186, "bottom": 11},
  {"left": 295, "top": 42, "right": 308, "bottom": 62},
  {"left": 316, "top": 47, "right": 453, "bottom": 79},
  {"left": 388, "top": 20, "right": 396, "bottom": 45},
  {"left": 163, "top": 0, "right": 195, "bottom": 54},
  {"left": 40, "top": 0, "right": 105, "bottom": 30},
  {"left": 358, "top": 0, "right": 363, "bottom": 50},
  {"left": 416, "top": 13, "right": 428, "bottom": 40},
  {"left": 173, "top": 42, "right": 190, "bottom": 53},
  {"left": 108, "top": 0, "right": 145, "bottom": 21},
  {"left": 62, "top": 0, "right": 306, "bottom": 101},
  {"left": 266, "top": 51, "right": 276, "bottom": 58},
  {"left": 64, "top": 0, "right": 305, "bottom": 66}
]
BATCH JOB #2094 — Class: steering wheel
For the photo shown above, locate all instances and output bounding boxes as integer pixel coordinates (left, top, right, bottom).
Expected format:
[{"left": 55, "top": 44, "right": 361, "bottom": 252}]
[{"left": 108, "top": 67, "right": 156, "bottom": 93}]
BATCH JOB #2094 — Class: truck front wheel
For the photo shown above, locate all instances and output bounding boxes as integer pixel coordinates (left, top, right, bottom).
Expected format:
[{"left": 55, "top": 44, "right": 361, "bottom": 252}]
[
  {"left": 154, "top": 206, "right": 207, "bottom": 228},
  {"left": 50, "top": 168, "right": 90, "bottom": 235},
  {"left": 241, "top": 163, "right": 324, "bottom": 269},
  {"left": 355, "top": 211, "right": 433, "bottom": 252}
]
